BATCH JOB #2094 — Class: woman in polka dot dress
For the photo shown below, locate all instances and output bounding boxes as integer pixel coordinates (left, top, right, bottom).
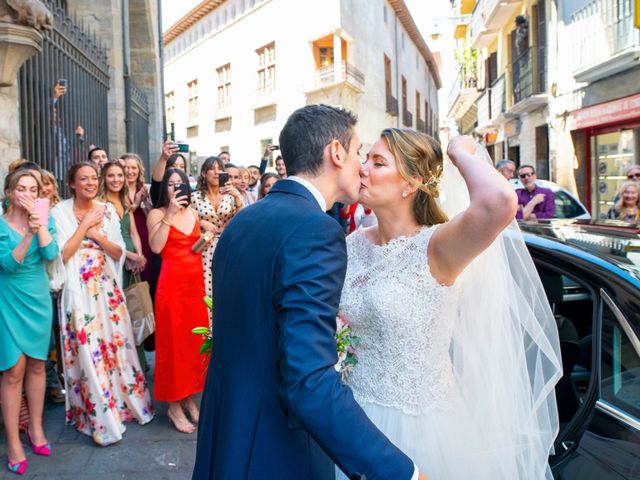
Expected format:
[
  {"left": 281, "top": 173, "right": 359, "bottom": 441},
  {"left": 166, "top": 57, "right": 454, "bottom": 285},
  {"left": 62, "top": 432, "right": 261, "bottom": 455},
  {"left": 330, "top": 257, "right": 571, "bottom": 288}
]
[{"left": 191, "top": 156, "right": 244, "bottom": 299}]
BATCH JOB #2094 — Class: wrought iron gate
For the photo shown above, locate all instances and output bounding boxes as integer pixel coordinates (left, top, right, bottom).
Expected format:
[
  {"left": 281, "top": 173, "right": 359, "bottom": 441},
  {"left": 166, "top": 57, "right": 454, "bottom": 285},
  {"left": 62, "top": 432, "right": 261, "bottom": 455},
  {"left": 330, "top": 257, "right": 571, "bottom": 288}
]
[
  {"left": 18, "top": 0, "right": 110, "bottom": 183},
  {"left": 129, "top": 83, "right": 150, "bottom": 168}
]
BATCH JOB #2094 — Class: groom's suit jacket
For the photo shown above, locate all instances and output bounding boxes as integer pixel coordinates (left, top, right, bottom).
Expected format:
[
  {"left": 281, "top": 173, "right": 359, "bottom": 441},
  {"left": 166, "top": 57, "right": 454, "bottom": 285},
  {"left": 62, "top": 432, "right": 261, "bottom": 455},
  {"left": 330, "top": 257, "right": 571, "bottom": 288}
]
[{"left": 192, "top": 180, "right": 413, "bottom": 480}]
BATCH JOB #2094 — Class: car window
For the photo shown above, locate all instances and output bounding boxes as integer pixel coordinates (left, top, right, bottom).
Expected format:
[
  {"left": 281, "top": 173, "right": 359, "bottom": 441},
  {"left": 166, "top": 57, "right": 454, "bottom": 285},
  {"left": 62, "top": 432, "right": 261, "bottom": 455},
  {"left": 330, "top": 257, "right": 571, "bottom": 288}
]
[
  {"left": 554, "top": 190, "right": 587, "bottom": 219},
  {"left": 600, "top": 295, "right": 640, "bottom": 420}
]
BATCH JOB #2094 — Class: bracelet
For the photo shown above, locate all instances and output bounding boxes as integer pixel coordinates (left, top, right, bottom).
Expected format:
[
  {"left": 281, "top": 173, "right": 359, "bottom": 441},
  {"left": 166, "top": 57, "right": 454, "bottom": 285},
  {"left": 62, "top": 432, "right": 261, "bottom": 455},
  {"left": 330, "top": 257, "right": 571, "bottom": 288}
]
[{"left": 161, "top": 218, "right": 171, "bottom": 227}]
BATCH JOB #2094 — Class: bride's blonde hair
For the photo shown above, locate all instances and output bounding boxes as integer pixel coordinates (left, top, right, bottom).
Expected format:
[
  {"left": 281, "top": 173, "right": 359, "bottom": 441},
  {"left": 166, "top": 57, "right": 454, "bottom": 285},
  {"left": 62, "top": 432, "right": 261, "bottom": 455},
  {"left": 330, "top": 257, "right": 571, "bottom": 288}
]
[{"left": 380, "top": 128, "right": 448, "bottom": 226}]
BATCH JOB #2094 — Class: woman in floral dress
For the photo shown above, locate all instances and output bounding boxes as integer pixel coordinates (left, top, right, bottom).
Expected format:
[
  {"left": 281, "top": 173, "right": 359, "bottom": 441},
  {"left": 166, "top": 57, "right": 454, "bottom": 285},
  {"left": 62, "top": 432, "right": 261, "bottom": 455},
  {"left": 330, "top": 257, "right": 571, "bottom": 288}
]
[
  {"left": 191, "top": 156, "right": 244, "bottom": 298},
  {"left": 51, "top": 162, "right": 154, "bottom": 446}
]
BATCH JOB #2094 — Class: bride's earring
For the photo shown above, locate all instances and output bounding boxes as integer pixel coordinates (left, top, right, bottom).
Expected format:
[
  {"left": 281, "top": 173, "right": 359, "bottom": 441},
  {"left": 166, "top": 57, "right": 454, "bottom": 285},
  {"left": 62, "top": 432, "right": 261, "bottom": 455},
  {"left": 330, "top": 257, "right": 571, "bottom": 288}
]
[{"left": 401, "top": 192, "right": 408, "bottom": 198}]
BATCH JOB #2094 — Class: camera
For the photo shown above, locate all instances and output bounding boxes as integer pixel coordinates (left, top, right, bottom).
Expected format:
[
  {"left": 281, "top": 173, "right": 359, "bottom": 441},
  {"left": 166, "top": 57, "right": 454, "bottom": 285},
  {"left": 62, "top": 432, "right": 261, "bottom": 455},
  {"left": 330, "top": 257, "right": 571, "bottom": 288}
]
[
  {"left": 272, "top": 145, "right": 280, "bottom": 150},
  {"left": 58, "top": 79, "right": 67, "bottom": 87}
]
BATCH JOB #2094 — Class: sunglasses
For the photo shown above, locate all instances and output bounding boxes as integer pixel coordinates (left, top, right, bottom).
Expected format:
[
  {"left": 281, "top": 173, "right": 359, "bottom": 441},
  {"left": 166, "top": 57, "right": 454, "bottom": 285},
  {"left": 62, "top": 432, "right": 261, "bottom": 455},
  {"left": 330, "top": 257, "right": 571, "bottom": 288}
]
[
  {"left": 627, "top": 173, "right": 640, "bottom": 180},
  {"left": 519, "top": 172, "right": 534, "bottom": 179}
]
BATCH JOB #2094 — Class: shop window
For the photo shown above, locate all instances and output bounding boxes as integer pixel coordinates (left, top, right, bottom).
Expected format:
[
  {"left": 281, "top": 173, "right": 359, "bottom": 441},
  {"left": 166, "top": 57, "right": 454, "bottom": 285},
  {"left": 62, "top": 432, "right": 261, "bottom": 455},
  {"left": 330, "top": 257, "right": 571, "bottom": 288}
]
[{"left": 592, "top": 128, "right": 639, "bottom": 219}]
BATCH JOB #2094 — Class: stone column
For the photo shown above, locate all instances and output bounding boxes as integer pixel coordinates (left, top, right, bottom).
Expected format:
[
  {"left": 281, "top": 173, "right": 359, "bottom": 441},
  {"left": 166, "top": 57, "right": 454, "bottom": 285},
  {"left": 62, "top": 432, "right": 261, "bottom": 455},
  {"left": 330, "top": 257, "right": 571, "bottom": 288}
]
[{"left": 0, "top": 20, "right": 46, "bottom": 182}]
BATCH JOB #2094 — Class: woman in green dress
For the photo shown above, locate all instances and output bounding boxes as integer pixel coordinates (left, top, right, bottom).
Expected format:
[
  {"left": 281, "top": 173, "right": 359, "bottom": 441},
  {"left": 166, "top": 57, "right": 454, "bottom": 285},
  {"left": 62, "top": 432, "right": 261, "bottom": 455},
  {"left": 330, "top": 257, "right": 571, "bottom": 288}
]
[
  {"left": 98, "top": 161, "right": 146, "bottom": 287},
  {"left": 0, "top": 170, "right": 58, "bottom": 475}
]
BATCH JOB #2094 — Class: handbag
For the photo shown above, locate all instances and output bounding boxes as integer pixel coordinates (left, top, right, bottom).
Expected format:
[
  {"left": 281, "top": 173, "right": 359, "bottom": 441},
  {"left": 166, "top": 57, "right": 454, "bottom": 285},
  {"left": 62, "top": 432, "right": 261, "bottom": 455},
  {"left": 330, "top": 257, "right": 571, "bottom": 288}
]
[
  {"left": 124, "top": 273, "right": 155, "bottom": 346},
  {"left": 45, "top": 254, "right": 66, "bottom": 293},
  {"left": 191, "top": 230, "right": 215, "bottom": 253}
]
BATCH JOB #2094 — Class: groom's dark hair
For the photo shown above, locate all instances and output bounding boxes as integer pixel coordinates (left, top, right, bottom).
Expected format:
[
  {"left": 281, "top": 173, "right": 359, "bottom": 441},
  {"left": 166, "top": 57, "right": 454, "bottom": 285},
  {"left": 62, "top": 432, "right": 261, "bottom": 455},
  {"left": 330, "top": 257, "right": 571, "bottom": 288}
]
[{"left": 279, "top": 104, "right": 357, "bottom": 177}]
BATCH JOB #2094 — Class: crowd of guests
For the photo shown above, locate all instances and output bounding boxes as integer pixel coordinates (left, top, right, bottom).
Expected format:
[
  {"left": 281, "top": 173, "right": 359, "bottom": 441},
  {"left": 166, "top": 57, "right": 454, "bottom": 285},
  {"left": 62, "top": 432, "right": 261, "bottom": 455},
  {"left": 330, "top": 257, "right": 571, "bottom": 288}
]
[
  {"left": 0, "top": 142, "right": 289, "bottom": 475},
  {"left": 1, "top": 133, "right": 638, "bottom": 476}
]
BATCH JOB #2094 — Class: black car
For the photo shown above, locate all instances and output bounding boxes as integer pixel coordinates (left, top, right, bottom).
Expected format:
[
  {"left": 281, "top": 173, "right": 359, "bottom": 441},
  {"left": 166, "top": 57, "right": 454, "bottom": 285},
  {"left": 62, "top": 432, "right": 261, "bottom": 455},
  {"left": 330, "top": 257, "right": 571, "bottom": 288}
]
[{"left": 519, "top": 220, "right": 640, "bottom": 479}]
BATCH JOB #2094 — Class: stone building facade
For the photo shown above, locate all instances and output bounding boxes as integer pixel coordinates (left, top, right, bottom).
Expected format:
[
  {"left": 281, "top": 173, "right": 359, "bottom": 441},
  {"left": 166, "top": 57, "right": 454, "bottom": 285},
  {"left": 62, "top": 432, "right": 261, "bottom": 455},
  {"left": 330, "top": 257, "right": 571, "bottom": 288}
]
[{"left": 162, "top": 0, "right": 441, "bottom": 170}]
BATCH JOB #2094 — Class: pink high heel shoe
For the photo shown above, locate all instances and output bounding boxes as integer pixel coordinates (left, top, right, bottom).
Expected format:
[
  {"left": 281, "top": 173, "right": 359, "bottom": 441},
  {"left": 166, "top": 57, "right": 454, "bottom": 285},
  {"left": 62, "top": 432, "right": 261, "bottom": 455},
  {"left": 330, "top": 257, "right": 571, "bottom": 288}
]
[
  {"left": 26, "top": 430, "right": 51, "bottom": 457},
  {"left": 7, "top": 457, "right": 27, "bottom": 476}
]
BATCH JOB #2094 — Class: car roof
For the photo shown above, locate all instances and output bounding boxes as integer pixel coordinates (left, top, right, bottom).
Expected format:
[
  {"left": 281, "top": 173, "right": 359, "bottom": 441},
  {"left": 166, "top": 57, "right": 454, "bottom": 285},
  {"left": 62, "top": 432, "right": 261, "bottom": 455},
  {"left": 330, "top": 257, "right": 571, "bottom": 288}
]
[{"left": 519, "top": 220, "right": 640, "bottom": 284}]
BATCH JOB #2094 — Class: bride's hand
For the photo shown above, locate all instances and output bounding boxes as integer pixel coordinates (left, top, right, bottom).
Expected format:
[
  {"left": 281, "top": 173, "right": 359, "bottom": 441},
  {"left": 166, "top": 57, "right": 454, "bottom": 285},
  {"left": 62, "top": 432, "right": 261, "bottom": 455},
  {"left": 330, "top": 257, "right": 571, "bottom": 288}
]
[{"left": 446, "top": 135, "right": 477, "bottom": 164}]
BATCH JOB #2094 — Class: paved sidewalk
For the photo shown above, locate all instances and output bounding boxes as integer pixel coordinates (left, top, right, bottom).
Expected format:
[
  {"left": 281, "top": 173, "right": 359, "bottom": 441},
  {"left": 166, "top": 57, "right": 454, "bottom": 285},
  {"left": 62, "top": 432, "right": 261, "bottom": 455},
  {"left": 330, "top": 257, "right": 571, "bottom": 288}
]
[{"left": 0, "top": 354, "right": 200, "bottom": 480}]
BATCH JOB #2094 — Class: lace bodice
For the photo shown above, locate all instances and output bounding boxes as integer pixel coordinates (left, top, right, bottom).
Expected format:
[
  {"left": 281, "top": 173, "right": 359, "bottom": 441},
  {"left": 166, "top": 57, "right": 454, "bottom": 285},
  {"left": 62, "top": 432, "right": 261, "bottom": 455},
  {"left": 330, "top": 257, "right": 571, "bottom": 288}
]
[{"left": 340, "top": 226, "right": 458, "bottom": 415}]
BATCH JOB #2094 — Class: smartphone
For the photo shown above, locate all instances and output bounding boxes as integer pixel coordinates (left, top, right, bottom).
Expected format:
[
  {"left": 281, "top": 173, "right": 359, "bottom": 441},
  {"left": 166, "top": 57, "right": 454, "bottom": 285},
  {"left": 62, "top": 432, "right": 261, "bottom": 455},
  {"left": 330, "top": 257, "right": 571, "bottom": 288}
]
[
  {"left": 177, "top": 143, "right": 189, "bottom": 153},
  {"left": 173, "top": 183, "right": 190, "bottom": 207},
  {"left": 218, "top": 172, "right": 230, "bottom": 186},
  {"left": 34, "top": 198, "right": 50, "bottom": 226},
  {"left": 272, "top": 145, "right": 280, "bottom": 150},
  {"left": 58, "top": 78, "right": 67, "bottom": 87}
]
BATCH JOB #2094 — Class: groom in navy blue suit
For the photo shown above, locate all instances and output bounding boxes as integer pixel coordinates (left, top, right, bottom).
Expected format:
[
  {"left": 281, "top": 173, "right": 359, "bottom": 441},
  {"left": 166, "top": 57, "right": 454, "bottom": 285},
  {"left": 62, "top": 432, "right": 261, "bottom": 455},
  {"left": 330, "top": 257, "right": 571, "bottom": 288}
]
[{"left": 192, "top": 105, "right": 423, "bottom": 480}]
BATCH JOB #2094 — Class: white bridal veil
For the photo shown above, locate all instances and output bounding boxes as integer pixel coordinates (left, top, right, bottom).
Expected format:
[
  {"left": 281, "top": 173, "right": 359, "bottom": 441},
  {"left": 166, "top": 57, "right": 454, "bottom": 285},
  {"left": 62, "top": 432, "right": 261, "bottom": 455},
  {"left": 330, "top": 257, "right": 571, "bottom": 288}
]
[{"left": 438, "top": 146, "right": 563, "bottom": 479}]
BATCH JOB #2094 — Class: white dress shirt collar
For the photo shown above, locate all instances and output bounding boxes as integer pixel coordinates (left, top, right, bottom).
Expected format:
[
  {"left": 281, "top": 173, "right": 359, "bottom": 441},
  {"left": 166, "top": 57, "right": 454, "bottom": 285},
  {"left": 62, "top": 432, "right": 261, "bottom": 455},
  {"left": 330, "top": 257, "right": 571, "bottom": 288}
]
[{"left": 287, "top": 176, "right": 327, "bottom": 212}]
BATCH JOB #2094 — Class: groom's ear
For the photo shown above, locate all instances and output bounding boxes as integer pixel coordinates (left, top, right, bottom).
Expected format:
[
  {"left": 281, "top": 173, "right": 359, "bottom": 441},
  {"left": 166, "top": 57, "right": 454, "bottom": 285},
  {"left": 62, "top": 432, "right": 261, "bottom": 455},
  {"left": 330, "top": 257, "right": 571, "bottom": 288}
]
[{"left": 326, "top": 139, "right": 343, "bottom": 169}]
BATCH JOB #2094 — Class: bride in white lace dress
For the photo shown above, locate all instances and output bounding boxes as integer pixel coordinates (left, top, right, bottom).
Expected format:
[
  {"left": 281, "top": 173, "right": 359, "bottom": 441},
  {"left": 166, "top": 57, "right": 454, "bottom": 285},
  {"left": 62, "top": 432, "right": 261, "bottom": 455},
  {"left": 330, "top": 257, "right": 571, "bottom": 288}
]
[{"left": 337, "top": 132, "right": 562, "bottom": 479}]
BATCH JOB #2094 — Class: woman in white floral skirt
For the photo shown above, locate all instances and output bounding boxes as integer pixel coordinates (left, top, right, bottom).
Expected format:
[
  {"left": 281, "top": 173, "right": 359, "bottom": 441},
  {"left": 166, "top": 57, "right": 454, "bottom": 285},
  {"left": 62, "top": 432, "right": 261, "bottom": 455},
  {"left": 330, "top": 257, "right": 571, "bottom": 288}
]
[{"left": 51, "top": 162, "right": 154, "bottom": 446}]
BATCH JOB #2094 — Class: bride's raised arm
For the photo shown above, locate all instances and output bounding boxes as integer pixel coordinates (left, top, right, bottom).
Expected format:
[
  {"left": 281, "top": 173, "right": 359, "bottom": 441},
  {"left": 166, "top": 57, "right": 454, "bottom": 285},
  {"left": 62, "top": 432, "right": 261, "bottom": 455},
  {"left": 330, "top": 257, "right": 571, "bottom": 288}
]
[{"left": 428, "top": 135, "right": 517, "bottom": 285}]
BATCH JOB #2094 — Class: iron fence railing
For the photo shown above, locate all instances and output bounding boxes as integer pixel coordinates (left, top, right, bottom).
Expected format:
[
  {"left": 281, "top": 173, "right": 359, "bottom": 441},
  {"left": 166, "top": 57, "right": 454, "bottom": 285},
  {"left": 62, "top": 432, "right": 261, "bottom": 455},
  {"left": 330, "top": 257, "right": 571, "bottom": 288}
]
[
  {"left": 314, "top": 61, "right": 365, "bottom": 90},
  {"left": 490, "top": 74, "right": 505, "bottom": 118},
  {"left": 477, "top": 88, "right": 491, "bottom": 126},
  {"left": 130, "top": 83, "right": 149, "bottom": 167},
  {"left": 448, "top": 65, "right": 479, "bottom": 112},
  {"left": 18, "top": 0, "right": 110, "bottom": 185},
  {"left": 511, "top": 47, "right": 535, "bottom": 104}
]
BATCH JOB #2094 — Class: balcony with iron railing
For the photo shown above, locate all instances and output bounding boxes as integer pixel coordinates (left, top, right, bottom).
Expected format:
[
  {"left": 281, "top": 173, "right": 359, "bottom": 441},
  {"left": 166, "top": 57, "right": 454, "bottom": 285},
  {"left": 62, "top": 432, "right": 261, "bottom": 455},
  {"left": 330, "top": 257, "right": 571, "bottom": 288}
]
[
  {"left": 490, "top": 74, "right": 505, "bottom": 119},
  {"left": 476, "top": 74, "right": 507, "bottom": 132},
  {"left": 510, "top": 47, "right": 548, "bottom": 114},
  {"left": 448, "top": 65, "right": 481, "bottom": 120},
  {"left": 402, "top": 109, "right": 413, "bottom": 127},
  {"left": 386, "top": 94, "right": 399, "bottom": 116},
  {"left": 470, "top": 0, "right": 521, "bottom": 49},
  {"left": 572, "top": 0, "right": 640, "bottom": 83},
  {"left": 308, "top": 61, "right": 365, "bottom": 93},
  {"left": 476, "top": 88, "right": 491, "bottom": 130},
  {"left": 417, "top": 118, "right": 426, "bottom": 133}
]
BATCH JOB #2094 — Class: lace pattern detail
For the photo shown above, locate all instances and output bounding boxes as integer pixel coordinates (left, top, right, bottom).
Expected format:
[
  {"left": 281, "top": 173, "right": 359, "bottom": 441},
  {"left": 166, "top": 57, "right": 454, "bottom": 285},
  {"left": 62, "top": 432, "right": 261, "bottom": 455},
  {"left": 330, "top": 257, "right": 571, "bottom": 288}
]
[{"left": 340, "top": 226, "right": 458, "bottom": 416}]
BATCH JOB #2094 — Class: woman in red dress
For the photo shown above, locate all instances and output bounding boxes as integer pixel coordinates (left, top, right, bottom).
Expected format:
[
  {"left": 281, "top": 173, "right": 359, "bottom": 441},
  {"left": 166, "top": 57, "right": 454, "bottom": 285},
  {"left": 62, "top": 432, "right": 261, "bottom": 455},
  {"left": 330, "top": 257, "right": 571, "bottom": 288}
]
[{"left": 147, "top": 168, "right": 209, "bottom": 433}]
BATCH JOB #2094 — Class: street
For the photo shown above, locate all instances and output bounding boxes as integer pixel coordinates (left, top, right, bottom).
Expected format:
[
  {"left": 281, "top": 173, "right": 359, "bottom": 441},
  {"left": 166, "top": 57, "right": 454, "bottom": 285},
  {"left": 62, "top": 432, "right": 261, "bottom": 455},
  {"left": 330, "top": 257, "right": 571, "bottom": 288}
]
[{"left": 0, "top": 354, "right": 198, "bottom": 480}]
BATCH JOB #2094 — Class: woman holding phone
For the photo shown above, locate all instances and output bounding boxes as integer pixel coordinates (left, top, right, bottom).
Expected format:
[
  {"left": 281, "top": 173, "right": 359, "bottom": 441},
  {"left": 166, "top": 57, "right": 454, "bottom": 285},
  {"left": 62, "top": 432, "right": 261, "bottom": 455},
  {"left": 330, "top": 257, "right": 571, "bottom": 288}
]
[
  {"left": 0, "top": 170, "right": 58, "bottom": 475},
  {"left": 147, "top": 168, "right": 209, "bottom": 433},
  {"left": 51, "top": 162, "right": 154, "bottom": 446},
  {"left": 191, "top": 156, "right": 244, "bottom": 298}
]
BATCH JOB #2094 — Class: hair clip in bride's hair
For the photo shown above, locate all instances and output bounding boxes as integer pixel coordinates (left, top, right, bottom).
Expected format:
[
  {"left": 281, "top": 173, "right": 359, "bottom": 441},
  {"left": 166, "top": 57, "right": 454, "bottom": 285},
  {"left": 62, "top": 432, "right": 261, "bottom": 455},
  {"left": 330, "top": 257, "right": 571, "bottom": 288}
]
[{"left": 423, "top": 165, "right": 442, "bottom": 190}]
